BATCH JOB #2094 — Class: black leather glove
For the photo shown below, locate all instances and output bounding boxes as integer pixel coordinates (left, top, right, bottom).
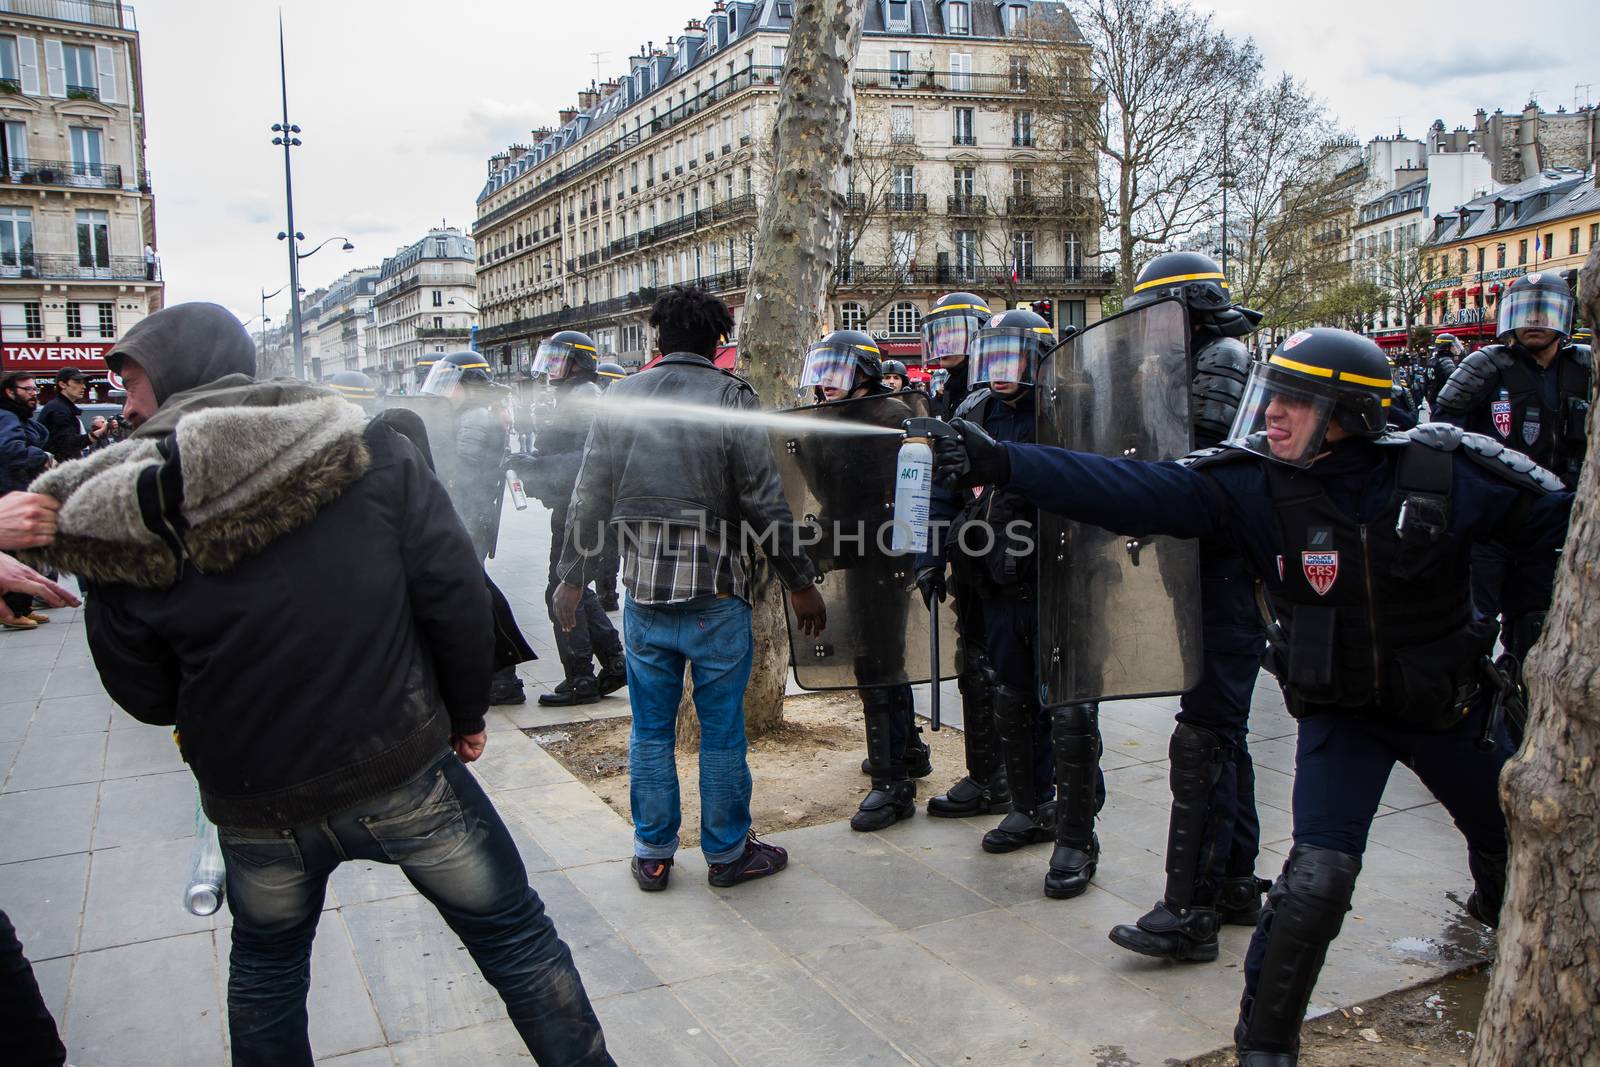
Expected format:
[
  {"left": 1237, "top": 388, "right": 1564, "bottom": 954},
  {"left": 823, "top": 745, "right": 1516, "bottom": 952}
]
[
  {"left": 932, "top": 418, "right": 1010, "bottom": 491},
  {"left": 915, "top": 565, "right": 946, "bottom": 608}
]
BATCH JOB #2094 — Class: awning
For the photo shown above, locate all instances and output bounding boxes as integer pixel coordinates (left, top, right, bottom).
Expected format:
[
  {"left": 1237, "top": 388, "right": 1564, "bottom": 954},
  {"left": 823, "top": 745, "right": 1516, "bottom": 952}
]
[{"left": 1373, "top": 333, "right": 1409, "bottom": 349}]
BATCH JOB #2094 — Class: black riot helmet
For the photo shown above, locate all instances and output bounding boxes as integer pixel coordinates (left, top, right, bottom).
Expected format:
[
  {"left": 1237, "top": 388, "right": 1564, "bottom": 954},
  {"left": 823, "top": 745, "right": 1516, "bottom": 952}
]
[
  {"left": 922, "top": 291, "right": 992, "bottom": 367},
  {"left": 799, "top": 328, "right": 883, "bottom": 398},
  {"left": 327, "top": 370, "right": 382, "bottom": 410},
  {"left": 419, "top": 350, "right": 495, "bottom": 397},
  {"left": 1497, "top": 270, "right": 1576, "bottom": 343},
  {"left": 970, "top": 307, "right": 1054, "bottom": 389},
  {"left": 1126, "top": 251, "right": 1232, "bottom": 315},
  {"left": 1227, "top": 328, "right": 1393, "bottom": 467},
  {"left": 880, "top": 358, "right": 908, "bottom": 388},
  {"left": 413, "top": 354, "right": 440, "bottom": 387},
  {"left": 532, "top": 330, "right": 599, "bottom": 382},
  {"left": 596, "top": 361, "right": 627, "bottom": 387}
]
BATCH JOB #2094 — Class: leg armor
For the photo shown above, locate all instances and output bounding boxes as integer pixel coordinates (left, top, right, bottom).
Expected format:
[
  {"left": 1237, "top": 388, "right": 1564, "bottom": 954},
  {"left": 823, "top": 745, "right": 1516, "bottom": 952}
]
[
  {"left": 1044, "top": 703, "right": 1101, "bottom": 899},
  {"left": 1235, "top": 846, "right": 1362, "bottom": 1064},
  {"left": 926, "top": 656, "right": 1011, "bottom": 817},
  {"left": 980, "top": 682, "right": 1055, "bottom": 853},
  {"left": 850, "top": 687, "right": 915, "bottom": 832}
]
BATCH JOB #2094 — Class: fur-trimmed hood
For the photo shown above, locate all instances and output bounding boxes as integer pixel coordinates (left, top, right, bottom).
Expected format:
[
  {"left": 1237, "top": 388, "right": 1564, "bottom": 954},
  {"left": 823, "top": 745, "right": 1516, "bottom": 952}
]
[{"left": 23, "top": 389, "right": 370, "bottom": 588}]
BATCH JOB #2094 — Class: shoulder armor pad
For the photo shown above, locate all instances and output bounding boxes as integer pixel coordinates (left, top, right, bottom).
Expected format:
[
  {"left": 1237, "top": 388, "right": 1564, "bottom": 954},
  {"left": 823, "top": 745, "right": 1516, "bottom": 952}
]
[
  {"left": 1374, "top": 428, "right": 1418, "bottom": 448},
  {"left": 1566, "top": 343, "right": 1592, "bottom": 369},
  {"left": 1193, "top": 335, "right": 1252, "bottom": 376},
  {"left": 952, "top": 387, "right": 992, "bottom": 422},
  {"left": 1457, "top": 431, "right": 1565, "bottom": 494},
  {"left": 1435, "top": 350, "right": 1507, "bottom": 413},
  {"left": 1405, "top": 422, "right": 1463, "bottom": 451},
  {"left": 1180, "top": 444, "right": 1256, "bottom": 469}
]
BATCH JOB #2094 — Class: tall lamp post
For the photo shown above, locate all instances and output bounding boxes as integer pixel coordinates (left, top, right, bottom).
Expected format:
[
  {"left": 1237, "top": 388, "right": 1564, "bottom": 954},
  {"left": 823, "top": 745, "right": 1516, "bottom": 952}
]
[{"left": 270, "top": 16, "right": 307, "bottom": 378}]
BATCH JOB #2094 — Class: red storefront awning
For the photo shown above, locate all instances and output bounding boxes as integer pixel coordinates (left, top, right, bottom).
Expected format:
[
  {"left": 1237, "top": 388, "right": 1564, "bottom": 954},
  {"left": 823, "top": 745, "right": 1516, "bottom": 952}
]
[{"left": 1373, "top": 333, "right": 1410, "bottom": 349}]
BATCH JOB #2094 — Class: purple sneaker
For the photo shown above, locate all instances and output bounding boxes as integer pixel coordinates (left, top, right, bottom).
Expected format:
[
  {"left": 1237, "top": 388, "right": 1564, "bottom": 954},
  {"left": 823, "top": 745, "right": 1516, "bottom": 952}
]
[{"left": 706, "top": 831, "right": 788, "bottom": 887}]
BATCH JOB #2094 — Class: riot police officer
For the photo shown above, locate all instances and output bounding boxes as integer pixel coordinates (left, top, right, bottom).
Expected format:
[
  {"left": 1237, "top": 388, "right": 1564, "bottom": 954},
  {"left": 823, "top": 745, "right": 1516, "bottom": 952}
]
[
  {"left": 923, "top": 291, "right": 991, "bottom": 418},
  {"left": 1098, "top": 252, "right": 1275, "bottom": 961},
  {"left": 930, "top": 327, "right": 1571, "bottom": 1066},
  {"left": 596, "top": 361, "right": 627, "bottom": 387},
  {"left": 419, "top": 351, "right": 526, "bottom": 705},
  {"left": 796, "top": 329, "right": 931, "bottom": 829},
  {"left": 413, "top": 354, "right": 441, "bottom": 394},
  {"left": 921, "top": 307, "right": 1106, "bottom": 899},
  {"left": 517, "top": 331, "right": 626, "bottom": 706},
  {"left": 1423, "top": 333, "right": 1461, "bottom": 411},
  {"left": 917, "top": 292, "right": 1011, "bottom": 820},
  {"left": 880, "top": 359, "right": 908, "bottom": 392},
  {"left": 327, "top": 370, "right": 382, "bottom": 413}
]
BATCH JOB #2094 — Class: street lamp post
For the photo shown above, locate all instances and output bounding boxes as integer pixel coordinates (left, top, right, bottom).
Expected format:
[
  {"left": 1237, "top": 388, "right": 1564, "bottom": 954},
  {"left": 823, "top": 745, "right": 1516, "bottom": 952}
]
[{"left": 271, "top": 16, "right": 306, "bottom": 379}]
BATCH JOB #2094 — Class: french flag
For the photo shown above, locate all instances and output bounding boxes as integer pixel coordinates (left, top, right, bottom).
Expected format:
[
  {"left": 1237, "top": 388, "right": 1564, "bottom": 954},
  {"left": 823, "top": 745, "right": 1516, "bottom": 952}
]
[{"left": 1535, "top": 232, "right": 1543, "bottom": 258}]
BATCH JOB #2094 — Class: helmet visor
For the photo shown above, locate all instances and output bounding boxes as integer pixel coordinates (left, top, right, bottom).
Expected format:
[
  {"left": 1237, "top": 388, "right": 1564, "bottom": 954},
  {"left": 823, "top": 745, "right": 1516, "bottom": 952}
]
[
  {"left": 1498, "top": 286, "right": 1574, "bottom": 339},
  {"left": 922, "top": 311, "right": 984, "bottom": 362},
  {"left": 1224, "top": 362, "right": 1340, "bottom": 468},
  {"left": 533, "top": 340, "right": 584, "bottom": 379},
  {"left": 419, "top": 360, "right": 466, "bottom": 398},
  {"left": 969, "top": 328, "right": 1044, "bottom": 387},
  {"left": 799, "top": 342, "right": 861, "bottom": 394}
]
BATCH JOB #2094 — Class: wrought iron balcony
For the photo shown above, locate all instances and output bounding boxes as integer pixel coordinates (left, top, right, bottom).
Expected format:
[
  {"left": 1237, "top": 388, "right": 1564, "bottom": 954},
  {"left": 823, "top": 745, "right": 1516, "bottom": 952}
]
[
  {"left": 887, "top": 193, "right": 927, "bottom": 212},
  {"left": 947, "top": 194, "right": 987, "bottom": 215},
  {"left": 0, "top": 252, "right": 155, "bottom": 282},
  {"left": 2, "top": 157, "right": 125, "bottom": 190},
  {"left": 415, "top": 326, "right": 471, "bottom": 340},
  {"left": 0, "top": 0, "right": 135, "bottom": 29},
  {"left": 1005, "top": 194, "right": 1090, "bottom": 217},
  {"left": 833, "top": 262, "right": 1114, "bottom": 289}
]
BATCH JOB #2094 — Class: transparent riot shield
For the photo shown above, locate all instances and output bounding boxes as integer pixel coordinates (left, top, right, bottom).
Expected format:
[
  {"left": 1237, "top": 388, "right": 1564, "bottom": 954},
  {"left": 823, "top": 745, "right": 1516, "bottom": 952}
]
[
  {"left": 772, "top": 391, "right": 962, "bottom": 690},
  {"left": 1036, "top": 298, "right": 1203, "bottom": 703}
]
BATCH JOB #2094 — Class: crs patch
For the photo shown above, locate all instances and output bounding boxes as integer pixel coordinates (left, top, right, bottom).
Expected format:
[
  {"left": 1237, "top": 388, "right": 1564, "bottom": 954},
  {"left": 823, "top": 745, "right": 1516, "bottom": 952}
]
[
  {"left": 1282, "top": 330, "right": 1312, "bottom": 350},
  {"left": 1302, "top": 551, "right": 1339, "bottom": 596},
  {"left": 1491, "top": 398, "right": 1512, "bottom": 438}
]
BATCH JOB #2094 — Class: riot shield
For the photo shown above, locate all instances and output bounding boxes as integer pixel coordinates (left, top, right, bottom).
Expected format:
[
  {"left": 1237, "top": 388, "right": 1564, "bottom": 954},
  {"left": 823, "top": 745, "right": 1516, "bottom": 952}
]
[
  {"left": 385, "top": 393, "right": 458, "bottom": 482},
  {"left": 1036, "top": 297, "right": 1203, "bottom": 703},
  {"left": 772, "top": 391, "right": 962, "bottom": 690}
]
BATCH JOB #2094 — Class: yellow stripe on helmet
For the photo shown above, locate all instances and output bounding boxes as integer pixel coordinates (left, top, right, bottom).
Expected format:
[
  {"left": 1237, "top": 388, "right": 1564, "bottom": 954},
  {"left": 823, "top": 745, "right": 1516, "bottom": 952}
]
[
  {"left": 1270, "top": 355, "right": 1391, "bottom": 390},
  {"left": 458, "top": 361, "right": 492, "bottom": 370},
  {"left": 1132, "top": 271, "right": 1230, "bottom": 293},
  {"left": 571, "top": 343, "right": 597, "bottom": 352},
  {"left": 1336, "top": 370, "right": 1392, "bottom": 389},
  {"left": 934, "top": 302, "right": 991, "bottom": 314}
]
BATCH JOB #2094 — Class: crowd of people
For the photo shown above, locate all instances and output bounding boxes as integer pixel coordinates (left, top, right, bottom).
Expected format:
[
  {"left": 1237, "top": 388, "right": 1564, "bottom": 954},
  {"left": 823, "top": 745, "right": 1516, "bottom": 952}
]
[{"left": 0, "top": 251, "right": 1588, "bottom": 1065}]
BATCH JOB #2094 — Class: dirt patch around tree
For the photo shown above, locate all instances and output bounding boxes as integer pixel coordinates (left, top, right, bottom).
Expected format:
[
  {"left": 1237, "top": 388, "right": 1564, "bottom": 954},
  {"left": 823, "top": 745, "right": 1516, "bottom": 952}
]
[
  {"left": 525, "top": 691, "right": 967, "bottom": 847},
  {"left": 1181, "top": 964, "right": 1488, "bottom": 1067}
]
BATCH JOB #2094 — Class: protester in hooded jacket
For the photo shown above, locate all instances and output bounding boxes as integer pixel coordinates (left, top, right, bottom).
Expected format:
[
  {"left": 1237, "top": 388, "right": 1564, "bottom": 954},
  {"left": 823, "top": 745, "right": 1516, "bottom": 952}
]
[{"left": 18, "top": 303, "right": 615, "bottom": 1067}]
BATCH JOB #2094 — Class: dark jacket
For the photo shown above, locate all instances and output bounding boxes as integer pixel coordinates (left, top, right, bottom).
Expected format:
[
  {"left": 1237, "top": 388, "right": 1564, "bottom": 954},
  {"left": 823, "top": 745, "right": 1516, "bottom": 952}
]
[
  {"left": 23, "top": 303, "right": 492, "bottom": 829},
  {"left": 519, "top": 378, "right": 600, "bottom": 515},
  {"left": 557, "top": 351, "right": 815, "bottom": 590},
  {"left": 0, "top": 397, "right": 49, "bottom": 494},
  {"left": 37, "top": 393, "right": 90, "bottom": 462}
]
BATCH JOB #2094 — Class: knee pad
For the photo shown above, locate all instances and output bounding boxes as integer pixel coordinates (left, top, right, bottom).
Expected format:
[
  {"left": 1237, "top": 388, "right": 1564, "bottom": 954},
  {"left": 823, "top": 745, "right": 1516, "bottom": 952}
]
[
  {"left": 1169, "top": 723, "right": 1228, "bottom": 798},
  {"left": 1050, "top": 703, "right": 1099, "bottom": 762},
  {"left": 957, "top": 667, "right": 991, "bottom": 708},
  {"left": 1271, "top": 845, "right": 1361, "bottom": 943}
]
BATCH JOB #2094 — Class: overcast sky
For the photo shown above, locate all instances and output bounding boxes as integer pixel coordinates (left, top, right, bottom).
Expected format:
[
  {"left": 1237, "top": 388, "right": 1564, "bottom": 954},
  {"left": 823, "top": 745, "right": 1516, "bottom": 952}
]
[{"left": 139, "top": 0, "right": 1596, "bottom": 324}]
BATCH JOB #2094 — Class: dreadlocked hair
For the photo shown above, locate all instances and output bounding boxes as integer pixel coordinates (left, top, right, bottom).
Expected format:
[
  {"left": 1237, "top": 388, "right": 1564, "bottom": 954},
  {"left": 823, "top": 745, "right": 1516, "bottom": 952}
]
[{"left": 650, "top": 286, "right": 734, "bottom": 358}]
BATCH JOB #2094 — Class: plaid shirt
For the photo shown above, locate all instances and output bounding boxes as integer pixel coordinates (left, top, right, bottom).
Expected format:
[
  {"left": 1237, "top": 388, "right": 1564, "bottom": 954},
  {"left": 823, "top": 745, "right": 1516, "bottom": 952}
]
[{"left": 563, "top": 519, "right": 748, "bottom": 605}]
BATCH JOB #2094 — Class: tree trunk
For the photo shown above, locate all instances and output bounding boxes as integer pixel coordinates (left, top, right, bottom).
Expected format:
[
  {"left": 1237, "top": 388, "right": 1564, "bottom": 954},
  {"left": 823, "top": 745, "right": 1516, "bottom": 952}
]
[
  {"left": 723, "top": 0, "right": 864, "bottom": 740},
  {"left": 1470, "top": 242, "right": 1600, "bottom": 1066}
]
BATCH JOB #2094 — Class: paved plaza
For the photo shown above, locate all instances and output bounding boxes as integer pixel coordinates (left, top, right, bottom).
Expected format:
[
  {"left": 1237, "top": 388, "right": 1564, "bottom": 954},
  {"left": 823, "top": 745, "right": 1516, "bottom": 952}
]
[{"left": 0, "top": 502, "right": 1492, "bottom": 1065}]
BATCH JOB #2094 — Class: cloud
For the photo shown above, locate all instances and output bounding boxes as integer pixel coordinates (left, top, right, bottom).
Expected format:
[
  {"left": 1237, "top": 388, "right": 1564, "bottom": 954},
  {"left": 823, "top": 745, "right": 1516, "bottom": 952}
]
[
  {"left": 222, "top": 194, "right": 279, "bottom": 227},
  {"left": 428, "top": 97, "right": 557, "bottom": 155},
  {"left": 1363, "top": 44, "right": 1548, "bottom": 88}
]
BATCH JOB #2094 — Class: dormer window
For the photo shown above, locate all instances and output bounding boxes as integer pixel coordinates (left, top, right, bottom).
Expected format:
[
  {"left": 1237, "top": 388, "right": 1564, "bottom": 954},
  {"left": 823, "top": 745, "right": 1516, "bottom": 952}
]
[
  {"left": 946, "top": 1, "right": 970, "bottom": 33},
  {"left": 776, "top": 0, "right": 793, "bottom": 16},
  {"left": 1003, "top": 3, "right": 1027, "bottom": 34},
  {"left": 888, "top": 0, "right": 910, "bottom": 29}
]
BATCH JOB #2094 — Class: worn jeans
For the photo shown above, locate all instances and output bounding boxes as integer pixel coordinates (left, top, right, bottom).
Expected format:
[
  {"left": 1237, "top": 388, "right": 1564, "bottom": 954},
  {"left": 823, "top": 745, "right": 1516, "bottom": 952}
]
[
  {"left": 219, "top": 752, "right": 614, "bottom": 1067},
  {"left": 623, "top": 593, "right": 755, "bottom": 864}
]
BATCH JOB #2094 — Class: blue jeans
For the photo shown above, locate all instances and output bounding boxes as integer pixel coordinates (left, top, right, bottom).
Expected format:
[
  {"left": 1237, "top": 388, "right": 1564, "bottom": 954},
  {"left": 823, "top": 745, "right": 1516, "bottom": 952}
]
[
  {"left": 623, "top": 594, "right": 754, "bottom": 865},
  {"left": 219, "top": 753, "right": 614, "bottom": 1067}
]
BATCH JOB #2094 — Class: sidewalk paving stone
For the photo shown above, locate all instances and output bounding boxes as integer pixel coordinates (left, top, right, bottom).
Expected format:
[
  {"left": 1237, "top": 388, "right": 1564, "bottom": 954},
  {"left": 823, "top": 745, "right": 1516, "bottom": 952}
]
[
  {"left": 0, "top": 781, "right": 99, "bottom": 864},
  {"left": 0, "top": 851, "right": 88, "bottom": 960},
  {"left": 64, "top": 931, "right": 225, "bottom": 1065},
  {"left": 4, "top": 728, "right": 106, "bottom": 792}
]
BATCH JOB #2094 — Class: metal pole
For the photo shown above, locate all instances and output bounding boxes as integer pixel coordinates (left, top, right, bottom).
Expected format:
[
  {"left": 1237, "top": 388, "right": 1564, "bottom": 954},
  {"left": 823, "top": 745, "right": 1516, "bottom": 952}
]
[
  {"left": 278, "top": 17, "right": 305, "bottom": 379},
  {"left": 928, "top": 596, "right": 941, "bottom": 731}
]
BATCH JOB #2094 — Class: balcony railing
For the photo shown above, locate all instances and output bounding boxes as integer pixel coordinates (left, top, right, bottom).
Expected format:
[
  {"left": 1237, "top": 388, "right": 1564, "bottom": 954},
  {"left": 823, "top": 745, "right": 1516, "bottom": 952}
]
[
  {"left": 415, "top": 326, "right": 471, "bottom": 340},
  {"left": 1005, "top": 194, "right": 1091, "bottom": 217},
  {"left": 2, "top": 157, "right": 125, "bottom": 190},
  {"left": 854, "top": 69, "right": 1071, "bottom": 95},
  {"left": 0, "top": 0, "right": 136, "bottom": 30},
  {"left": 947, "top": 194, "right": 987, "bottom": 215},
  {"left": 887, "top": 193, "right": 927, "bottom": 212},
  {"left": 0, "top": 252, "right": 155, "bottom": 282},
  {"left": 835, "top": 262, "right": 1114, "bottom": 288},
  {"left": 951, "top": 132, "right": 976, "bottom": 146}
]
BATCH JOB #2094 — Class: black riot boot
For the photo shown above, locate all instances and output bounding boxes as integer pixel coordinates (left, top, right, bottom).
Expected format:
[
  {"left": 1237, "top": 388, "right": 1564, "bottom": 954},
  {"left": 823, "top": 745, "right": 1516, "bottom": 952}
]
[
  {"left": 1217, "top": 875, "right": 1273, "bottom": 926},
  {"left": 489, "top": 665, "right": 526, "bottom": 706},
  {"left": 1465, "top": 847, "right": 1507, "bottom": 928},
  {"left": 982, "top": 682, "right": 1056, "bottom": 853},
  {"left": 1044, "top": 703, "right": 1101, "bottom": 899},
  {"left": 851, "top": 689, "right": 916, "bottom": 832},
  {"left": 1110, "top": 723, "right": 1228, "bottom": 959},
  {"left": 538, "top": 665, "right": 599, "bottom": 707},
  {"left": 1234, "top": 846, "right": 1362, "bottom": 1066},
  {"left": 595, "top": 649, "right": 629, "bottom": 696},
  {"left": 928, "top": 666, "right": 1012, "bottom": 818}
]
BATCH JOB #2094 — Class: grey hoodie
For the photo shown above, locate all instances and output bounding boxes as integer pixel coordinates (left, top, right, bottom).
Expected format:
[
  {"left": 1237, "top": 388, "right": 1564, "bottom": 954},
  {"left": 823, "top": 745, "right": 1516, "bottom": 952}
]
[{"left": 107, "top": 302, "right": 257, "bottom": 407}]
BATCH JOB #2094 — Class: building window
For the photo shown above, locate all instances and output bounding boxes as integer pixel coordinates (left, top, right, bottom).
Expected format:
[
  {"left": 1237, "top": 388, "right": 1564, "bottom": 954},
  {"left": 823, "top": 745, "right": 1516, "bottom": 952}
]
[
  {"left": 893, "top": 164, "right": 916, "bottom": 197},
  {"left": 66, "top": 301, "right": 82, "bottom": 337},
  {"left": 1543, "top": 232, "right": 1553, "bottom": 259},
  {"left": 838, "top": 302, "right": 866, "bottom": 330},
  {"left": 887, "top": 0, "right": 910, "bottom": 29},
  {"left": 889, "top": 50, "right": 911, "bottom": 88},
  {"left": 1518, "top": 238, "right": 1527, "bottom": 264},
  {"left": 433, "top": 316, "right": 443, "bottom": 329},
  {"left": 1003, "top": 4, "right": 1027, "bottom": 34},
  {"left": 75, "top": 209, "right": 110, "bottom": 270},
  {"left": 1012, "top": 110, "right": 1033, "bottom": 147},
  {"left": 1457, "top": 248, "right": 1468, "bottom": 274},
  {"left": 954, "top": 229, "right": 977, "bottom": 274},
  {"left": 946, "top": 1, "right": 970, "bottom": 34},
  {"left": 0, "top": 36, "right": 18, "bottom": 86},
  {"left": 2, "top": 300, "right": 42, "bottom": 339},
  {"left": 1590, "top": 223, "right": 1598, "bottom": 248},
  {"left": 98, "top": 302, "right": 115, "bottom": 338},
  {"left": 63, "top": 43, "right": 97, "bottom": 96},
  {"left": 891, "top": 228, "right": 916, "bottom": 273},
  {"left": 1009, "top": 57, "right": 1029, "bottom": 91},
  {"left": 431, "top": 290, "right": 442, "bottom": 307},
  {"left": 1011, "top": 167, "right": 1032, "bottom": 197},
  {"left": 949, "top": 51, "right": 971, "bottom": 90},
  {"left": 771, "top": 45, "right": 786, "bottom": 69},
  {"left": 0, "top": 206, "right": 33, "bottom": 271},
  {"left": 2, "top": 121, "right": 24, "bottom": 173},
  {"left": 888, "top": 301, "right": 921, "bottom": 334},
  {"left": 69, "top": 126, "right": 103, "bottom": 176},
  {"left": 1012, "top": 231, "right": 1035, "bottom": 277},
  {"left": 952, "top": 107, "right": 975, "bottom": 146},
  {"left": 1496, "top": 244, "right": 1505, "bottom": 268},
  {"left": 953, "top": 165, "right": 975, "bottom": 198},
  {"left": 891, "top": 106, "right": 914, "bottom": 143},
  {"left": 1063, "top": 231, "right": 1082, "bottom": 271}
]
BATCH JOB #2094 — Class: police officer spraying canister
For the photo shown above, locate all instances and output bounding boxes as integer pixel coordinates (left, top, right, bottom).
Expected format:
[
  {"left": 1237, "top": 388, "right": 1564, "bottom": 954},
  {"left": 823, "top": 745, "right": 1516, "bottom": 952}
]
[
  {"left": 1098, "top": 253, "right": 1276, "bottom": 962},
  {"left": 917, "top": 292, "right": 1011, "bottom": 820},
  {"left": 1432, "top": 270, "right": 1591, "bottom": 689},
  {"left": 792, "top": 330, "right": 932, "bottom": 829},
  {"left": 920, "top": 307, "right": 1106, "bottom": 899},
  {"left": 515, "top": 332, "right": 627, "bottom": 706},
  {"left": 928, "top": 326, "right": 1571, "bottom": 1065}
]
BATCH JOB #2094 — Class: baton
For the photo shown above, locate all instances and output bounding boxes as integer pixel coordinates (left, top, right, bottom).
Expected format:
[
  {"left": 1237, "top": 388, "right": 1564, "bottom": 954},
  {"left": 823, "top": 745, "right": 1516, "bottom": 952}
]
[{"left": 928, "top": 594, "right": 941, "bottom": 732}]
